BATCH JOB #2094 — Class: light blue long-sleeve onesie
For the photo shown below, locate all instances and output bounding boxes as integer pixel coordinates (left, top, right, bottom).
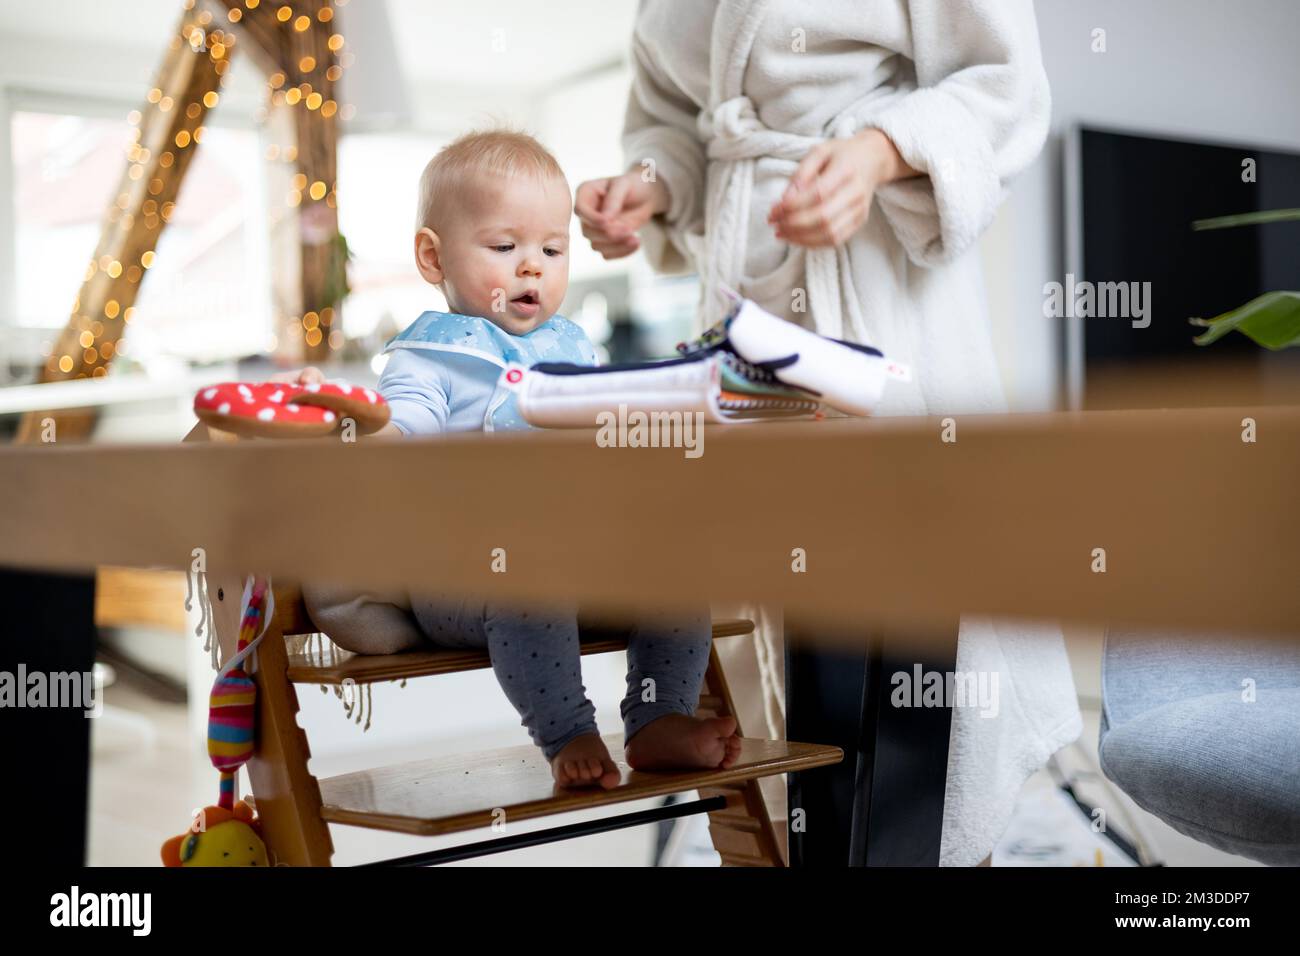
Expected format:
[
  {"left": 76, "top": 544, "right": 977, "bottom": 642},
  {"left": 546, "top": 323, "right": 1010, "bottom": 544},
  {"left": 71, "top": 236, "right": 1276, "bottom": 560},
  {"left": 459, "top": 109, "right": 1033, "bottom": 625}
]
[
  {"left": 301, "top": 309, "right": 713, "bottom": 759},
  {"left": 378, "top": 310, "right": 597, "bottom": 435}
]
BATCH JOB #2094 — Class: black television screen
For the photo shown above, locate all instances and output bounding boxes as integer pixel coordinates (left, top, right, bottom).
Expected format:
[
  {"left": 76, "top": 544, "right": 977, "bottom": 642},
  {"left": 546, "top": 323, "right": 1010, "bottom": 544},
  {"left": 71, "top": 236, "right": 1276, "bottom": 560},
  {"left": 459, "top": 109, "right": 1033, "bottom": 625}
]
[{"left": 1072, "top": 126, "right": 1300, "bottom": 392}]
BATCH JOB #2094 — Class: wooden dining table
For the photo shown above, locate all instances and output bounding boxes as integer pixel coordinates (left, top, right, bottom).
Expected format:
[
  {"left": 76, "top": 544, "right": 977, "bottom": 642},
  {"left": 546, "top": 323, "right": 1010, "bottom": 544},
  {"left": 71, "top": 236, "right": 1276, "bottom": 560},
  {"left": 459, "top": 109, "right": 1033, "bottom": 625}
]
[{"left": 2, "top": 403, "right": 1297, "bottom": 865}]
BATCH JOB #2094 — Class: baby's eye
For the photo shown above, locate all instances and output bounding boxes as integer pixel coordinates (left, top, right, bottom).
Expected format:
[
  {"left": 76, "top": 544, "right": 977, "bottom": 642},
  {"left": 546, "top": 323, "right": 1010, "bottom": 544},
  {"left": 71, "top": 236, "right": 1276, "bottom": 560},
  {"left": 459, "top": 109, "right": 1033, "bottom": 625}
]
[
  {"left": 492, "top": 243, "right": 514, "bottom": 253},
  {"left": 544, "top": 247, "right": 563, "bottom": 257}
]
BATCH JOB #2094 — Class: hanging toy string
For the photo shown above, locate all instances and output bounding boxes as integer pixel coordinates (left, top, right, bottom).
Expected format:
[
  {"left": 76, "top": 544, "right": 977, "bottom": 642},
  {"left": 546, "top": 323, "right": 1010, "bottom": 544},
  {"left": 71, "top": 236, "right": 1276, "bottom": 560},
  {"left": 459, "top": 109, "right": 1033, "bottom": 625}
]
[{"left": 185, "top": 562, "right": 218, "bottom": 670}]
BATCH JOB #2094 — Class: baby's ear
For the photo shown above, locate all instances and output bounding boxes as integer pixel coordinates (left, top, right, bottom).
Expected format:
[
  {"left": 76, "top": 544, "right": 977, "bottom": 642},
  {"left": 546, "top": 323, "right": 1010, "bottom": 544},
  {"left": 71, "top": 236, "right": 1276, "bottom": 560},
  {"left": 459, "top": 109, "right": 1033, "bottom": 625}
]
[{"left": 414, "top": 227, "right": 444, "bottom": 285}]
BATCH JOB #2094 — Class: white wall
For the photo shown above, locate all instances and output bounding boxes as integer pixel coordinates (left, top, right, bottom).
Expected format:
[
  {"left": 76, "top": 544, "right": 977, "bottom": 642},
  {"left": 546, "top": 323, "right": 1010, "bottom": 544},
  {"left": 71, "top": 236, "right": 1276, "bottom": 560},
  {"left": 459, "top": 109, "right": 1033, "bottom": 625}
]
[
  {"left": 985, "top": 0, "right": 1300, "bottom": 411},
  {"left": 538, "top": 66, "right": 636, "bottom": 283},
  {"left": 14, "top": 1, "right": 1300, "bottom": 407}
]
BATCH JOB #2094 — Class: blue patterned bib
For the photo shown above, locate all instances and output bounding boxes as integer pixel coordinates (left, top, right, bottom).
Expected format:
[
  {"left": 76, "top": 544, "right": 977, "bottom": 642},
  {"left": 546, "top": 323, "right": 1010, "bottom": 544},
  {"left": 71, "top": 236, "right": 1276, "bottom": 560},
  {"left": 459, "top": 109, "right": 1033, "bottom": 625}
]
[{"left": 383, "top": 310, "right": 596, "bottom": 431}]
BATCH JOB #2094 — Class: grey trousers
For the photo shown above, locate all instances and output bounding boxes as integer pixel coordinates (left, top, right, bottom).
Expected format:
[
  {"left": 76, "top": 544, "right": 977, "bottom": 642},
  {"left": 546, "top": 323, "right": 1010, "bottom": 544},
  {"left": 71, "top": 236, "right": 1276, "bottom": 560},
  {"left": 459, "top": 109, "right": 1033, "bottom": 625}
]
[{"left": 302, "top": 584, "right": 712, "bottom": 760}]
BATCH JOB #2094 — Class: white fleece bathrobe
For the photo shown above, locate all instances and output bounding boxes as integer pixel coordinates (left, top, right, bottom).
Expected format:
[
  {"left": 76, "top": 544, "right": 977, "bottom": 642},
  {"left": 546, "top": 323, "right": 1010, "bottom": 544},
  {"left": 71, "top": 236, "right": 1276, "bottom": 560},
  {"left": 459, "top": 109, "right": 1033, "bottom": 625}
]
[{"left": 623, "top": 0, "right": 1082, "bottom": 866}]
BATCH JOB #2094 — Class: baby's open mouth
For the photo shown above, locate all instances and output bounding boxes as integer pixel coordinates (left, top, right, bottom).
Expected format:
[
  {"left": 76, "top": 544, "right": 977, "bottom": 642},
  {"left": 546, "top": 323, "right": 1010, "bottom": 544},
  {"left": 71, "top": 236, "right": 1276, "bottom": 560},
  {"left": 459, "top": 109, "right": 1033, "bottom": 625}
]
[{"left": 512, "top": 291, "right": 539, "bottom": 306}]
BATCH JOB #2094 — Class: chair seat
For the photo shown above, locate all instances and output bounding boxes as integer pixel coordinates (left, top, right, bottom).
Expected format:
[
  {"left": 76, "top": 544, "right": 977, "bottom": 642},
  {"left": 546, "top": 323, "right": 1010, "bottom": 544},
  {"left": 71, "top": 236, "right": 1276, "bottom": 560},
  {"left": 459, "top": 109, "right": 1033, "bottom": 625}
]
[
  {"left": 286, "top": 618, "right": 755, "bottom": 685},
  {"left": 316, "top": 734, "right": 842, "bottom": 836},
  {"left": 1100, "top": 688, "right": 1300, "bottom": 865}
]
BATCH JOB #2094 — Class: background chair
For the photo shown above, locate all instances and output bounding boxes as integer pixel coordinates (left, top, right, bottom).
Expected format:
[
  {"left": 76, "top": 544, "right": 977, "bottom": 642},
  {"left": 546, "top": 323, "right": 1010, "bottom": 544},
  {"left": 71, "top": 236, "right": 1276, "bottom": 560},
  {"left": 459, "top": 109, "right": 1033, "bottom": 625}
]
[{"left": 1099, "top": 627, "right": 1300, "bottom": 865}]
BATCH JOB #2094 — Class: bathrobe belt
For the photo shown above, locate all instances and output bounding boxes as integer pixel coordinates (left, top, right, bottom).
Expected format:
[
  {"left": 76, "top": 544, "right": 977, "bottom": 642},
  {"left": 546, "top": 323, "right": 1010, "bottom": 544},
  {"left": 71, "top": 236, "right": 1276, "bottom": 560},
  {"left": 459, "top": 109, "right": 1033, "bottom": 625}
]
[{"left": 697, "top": 94, "right": 882, "bottom": 352}]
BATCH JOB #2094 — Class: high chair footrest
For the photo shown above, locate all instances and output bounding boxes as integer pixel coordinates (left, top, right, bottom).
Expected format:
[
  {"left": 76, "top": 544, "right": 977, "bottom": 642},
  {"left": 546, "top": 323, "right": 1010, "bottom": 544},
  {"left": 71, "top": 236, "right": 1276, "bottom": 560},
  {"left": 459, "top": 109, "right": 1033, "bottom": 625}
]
[
  {"left": 317, "top": 735, "right": 842, "bottom": 836},
  {"left": 287, "top": 618, "right": 756, "bottom": 686}
]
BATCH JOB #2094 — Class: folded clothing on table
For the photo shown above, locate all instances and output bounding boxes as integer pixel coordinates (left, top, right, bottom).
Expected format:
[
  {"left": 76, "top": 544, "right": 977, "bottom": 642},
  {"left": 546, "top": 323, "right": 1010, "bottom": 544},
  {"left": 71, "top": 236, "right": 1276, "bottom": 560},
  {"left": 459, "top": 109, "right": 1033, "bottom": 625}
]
[{"left": 500, "top": 294, "right": 910, "bottom": 427}]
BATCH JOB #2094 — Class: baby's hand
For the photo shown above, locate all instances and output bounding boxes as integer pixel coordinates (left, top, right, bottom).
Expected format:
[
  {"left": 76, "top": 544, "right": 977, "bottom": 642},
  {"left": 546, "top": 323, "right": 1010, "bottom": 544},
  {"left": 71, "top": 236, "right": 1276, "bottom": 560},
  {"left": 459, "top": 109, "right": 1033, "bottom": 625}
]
[{"left": 267, "top": 365, "right": 326, "bottom": 386}]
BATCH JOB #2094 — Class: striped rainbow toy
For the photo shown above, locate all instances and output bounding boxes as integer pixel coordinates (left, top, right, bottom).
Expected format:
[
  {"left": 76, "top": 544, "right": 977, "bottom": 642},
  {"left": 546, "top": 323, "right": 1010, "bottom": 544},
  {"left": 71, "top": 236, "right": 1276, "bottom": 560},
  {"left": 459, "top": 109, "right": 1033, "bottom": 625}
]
[
  {"left": 208, "top": 577, "right": 272, "bottom": 810},
  {"left": 162, "top": 575, "right": 274, "bottom": 866}
]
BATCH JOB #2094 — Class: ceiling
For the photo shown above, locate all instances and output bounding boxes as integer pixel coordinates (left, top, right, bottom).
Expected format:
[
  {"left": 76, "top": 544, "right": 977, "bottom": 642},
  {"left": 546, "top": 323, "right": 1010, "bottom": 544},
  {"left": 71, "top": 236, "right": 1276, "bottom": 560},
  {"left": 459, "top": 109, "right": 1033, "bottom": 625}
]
[
  {"left": 0, "top": 0, "right": 638, "bottom": 92},
  {"left": 386, "top": 0, "right": 636, "bottom": 88}
]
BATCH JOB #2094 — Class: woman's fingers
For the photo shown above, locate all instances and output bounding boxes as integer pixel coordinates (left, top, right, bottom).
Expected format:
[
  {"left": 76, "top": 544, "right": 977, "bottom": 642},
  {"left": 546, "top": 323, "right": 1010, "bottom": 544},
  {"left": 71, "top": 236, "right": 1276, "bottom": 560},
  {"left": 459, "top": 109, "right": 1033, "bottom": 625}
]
[
  {"left": 593, "top": 235, "right": 640, "bottom": 258},
  {"left": 785, "top": 143, "right": 832, "bottom": 200},
  {"left": 581, "top": 215, "right": 640, "bottom": 255},
  {"left": 600, "top": 175, "right": 631, "bottom": 220},
  {"left": 775, "top": 176, "right": 860, "bottom": 235},
  {"left": 589, "top": 234, "right": 640, "bottom": 259},
  {"left": 574, "top": 178, "right": 611, "bottom": 227},
  {"left": 808, "top": 201, "right": 867, "bottom": 248},
  {"left": 578, "top": 172, "right": 662, "bottom": 255},
  {"left": 772, "top": 155, "right": 856, "bottom": 221},
  {"left": 577, "top": 175, "right": 639, "bottom": 243},
  {"left": 768, "top": 143, "right": 834, "bottom": 221},
  {"left": 779, "top": 195, "right": 868, "bottom": 248},
  {"left": 771, "top": 148, "right": 872, "bottom": 246},
  {"left": 580, "top": 218, "right": 632, "bottom": 247}
]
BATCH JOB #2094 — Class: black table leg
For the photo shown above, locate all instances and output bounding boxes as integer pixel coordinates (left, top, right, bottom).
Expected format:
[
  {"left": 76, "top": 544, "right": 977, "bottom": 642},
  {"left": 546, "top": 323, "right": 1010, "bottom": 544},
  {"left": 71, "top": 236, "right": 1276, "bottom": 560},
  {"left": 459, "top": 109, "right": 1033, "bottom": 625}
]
[
  {"left": 786, "top": 621, "right": 959, "bottom": 866},
  {"left": 0, "top": 566, "right": 97, "bottom": 866}
]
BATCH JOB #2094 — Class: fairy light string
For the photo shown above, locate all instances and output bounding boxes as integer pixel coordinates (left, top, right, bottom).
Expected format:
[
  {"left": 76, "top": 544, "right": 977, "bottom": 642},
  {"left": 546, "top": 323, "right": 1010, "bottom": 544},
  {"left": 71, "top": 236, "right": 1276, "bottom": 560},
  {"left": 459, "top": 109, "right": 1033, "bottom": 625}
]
[{"left": 50, "top": 0, "right": 353, "bottom": 381}]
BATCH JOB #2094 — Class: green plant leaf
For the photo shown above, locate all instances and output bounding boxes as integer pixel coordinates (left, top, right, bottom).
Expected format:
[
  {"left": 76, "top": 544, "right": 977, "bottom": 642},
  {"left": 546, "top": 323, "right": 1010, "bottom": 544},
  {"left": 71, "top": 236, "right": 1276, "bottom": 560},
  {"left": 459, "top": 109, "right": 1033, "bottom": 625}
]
[
  {"left": 1192, "top": 208, "right": 1300, "bottom": 230},
  {"left": 1190, "top": 291, "right": 1300, "bottom": 348}
]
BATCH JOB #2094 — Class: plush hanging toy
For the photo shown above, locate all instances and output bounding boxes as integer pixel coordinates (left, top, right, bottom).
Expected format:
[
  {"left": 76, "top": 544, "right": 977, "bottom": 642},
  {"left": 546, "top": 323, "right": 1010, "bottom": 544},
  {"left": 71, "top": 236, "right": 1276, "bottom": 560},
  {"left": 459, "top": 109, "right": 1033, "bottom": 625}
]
[
  {"left": 160, "top": 801, "right": 266, "bottom": 867},
  {"left": 193, "top": 379, "right": 389, "bottom": 438},
  {"left": 162, "top": 577, "right": 275, "bottom": 866}
]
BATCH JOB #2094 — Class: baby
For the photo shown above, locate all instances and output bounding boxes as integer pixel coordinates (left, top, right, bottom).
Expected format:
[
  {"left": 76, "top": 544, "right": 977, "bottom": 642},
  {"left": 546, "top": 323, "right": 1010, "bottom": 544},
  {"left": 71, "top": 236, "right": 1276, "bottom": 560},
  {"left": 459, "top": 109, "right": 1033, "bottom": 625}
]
[{"left": 283, "top": 130, "right": 741, "bottom": 789}]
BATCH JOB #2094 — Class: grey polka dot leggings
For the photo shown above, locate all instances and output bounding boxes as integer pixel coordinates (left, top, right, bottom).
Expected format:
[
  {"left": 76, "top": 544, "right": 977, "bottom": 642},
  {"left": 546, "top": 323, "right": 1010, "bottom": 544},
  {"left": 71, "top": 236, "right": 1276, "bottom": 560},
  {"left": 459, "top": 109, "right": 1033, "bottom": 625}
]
[{"left": 301, "top": 581, "right": 714, "bottom": 762}]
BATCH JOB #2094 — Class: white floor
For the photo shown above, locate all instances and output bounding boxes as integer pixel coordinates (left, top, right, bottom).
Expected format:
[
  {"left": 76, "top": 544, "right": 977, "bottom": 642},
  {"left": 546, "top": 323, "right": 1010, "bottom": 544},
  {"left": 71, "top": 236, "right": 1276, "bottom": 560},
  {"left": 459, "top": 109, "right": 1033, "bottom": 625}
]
[
  {"left": 89, "top": 627, "right": 1264, "bottom": 867},
  {"left": 91, "top": 678, "right": 666, "bottom": 867}
]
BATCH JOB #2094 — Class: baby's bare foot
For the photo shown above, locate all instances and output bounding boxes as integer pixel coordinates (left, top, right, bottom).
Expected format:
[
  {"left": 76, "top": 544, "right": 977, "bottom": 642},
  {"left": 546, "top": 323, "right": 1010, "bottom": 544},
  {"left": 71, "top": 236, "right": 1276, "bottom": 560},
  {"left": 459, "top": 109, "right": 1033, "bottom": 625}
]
[
  {"left": 625, "top": 714, "right": 741, "bottom": 772},
  {"left": 551, "top": 733, "right": 621, "bottom": 790}
]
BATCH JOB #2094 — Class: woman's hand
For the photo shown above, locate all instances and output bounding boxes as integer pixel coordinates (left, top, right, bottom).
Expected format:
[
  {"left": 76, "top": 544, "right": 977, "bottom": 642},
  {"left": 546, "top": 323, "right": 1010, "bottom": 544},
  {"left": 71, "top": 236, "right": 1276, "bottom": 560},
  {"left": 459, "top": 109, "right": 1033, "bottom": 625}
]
[
  {"left": 768, "top": 128, "right": 917, "bottom": 248},
  {"left": 268, "top": 365, "right": 325, "bottom": 386},
  {"left": 575, "top": 170, "right": 671, "bottom": 260}
]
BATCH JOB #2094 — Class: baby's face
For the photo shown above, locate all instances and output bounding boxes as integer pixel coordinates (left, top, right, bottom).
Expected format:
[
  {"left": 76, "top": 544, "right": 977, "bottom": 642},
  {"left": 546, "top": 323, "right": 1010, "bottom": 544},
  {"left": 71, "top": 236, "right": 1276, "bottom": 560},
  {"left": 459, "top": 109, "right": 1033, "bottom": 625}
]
[{"left": 434, "top": 172, "right": 572, "bottom": 335}]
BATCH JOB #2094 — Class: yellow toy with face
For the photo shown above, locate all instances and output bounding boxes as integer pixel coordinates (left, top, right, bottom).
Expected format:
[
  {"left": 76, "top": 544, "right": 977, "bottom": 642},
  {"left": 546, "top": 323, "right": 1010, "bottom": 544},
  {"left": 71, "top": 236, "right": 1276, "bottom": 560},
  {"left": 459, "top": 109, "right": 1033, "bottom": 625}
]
[{"left": 161, "top": 801, "right": 268, "bottom": 867}]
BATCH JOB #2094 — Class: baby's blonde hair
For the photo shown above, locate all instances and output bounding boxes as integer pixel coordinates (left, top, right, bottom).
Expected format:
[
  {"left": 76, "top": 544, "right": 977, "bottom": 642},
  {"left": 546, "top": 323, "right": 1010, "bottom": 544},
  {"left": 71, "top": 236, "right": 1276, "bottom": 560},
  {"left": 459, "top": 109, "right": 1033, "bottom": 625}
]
[{"left": 415, "top": 128, "right": 567, "bottom": 232}]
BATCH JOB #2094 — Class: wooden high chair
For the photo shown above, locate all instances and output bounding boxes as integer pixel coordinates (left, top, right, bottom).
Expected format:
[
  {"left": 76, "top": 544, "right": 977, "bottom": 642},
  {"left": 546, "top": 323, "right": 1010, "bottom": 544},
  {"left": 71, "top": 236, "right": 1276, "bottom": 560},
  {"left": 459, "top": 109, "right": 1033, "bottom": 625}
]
[{"left": 186, "top": 421, "right": 842, "bottom": 866}]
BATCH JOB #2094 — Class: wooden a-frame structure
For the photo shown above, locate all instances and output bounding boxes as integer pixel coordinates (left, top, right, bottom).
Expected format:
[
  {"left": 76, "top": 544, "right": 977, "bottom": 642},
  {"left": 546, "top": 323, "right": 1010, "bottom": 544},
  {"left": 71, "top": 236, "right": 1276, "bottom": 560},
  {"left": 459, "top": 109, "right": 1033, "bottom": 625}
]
[{"left": 15, "top": 0, "right": 344, "bottom": 443}]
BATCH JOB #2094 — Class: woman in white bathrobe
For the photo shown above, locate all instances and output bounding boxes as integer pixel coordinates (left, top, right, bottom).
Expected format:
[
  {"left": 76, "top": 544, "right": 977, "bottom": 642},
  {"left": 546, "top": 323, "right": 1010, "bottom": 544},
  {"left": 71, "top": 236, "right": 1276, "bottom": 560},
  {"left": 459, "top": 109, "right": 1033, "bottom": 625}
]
[{"left": 576, "top": 0, "right": 1082, "bottom": 866}]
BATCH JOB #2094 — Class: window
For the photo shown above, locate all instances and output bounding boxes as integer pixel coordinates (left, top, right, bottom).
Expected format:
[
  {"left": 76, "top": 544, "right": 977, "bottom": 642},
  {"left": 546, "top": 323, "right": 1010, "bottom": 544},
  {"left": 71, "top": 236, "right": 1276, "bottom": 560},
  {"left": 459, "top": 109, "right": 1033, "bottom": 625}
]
[
  {"left": 10, "top": 107, "right": 271, "bottom": 363},
  {"left": 335, "top": 131, "right": 448, "bottom": 347}
]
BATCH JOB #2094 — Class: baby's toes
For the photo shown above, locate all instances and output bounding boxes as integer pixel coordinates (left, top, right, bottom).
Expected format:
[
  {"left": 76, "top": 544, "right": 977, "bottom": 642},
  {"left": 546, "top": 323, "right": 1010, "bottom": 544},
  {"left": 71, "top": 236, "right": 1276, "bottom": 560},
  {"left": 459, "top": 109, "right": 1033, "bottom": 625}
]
[
  {"left": 598, "top": 759, "right": 621, "bottom": 788},
  {"left": 709, "top": 716, "right": 738, "bottom": 738}
]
